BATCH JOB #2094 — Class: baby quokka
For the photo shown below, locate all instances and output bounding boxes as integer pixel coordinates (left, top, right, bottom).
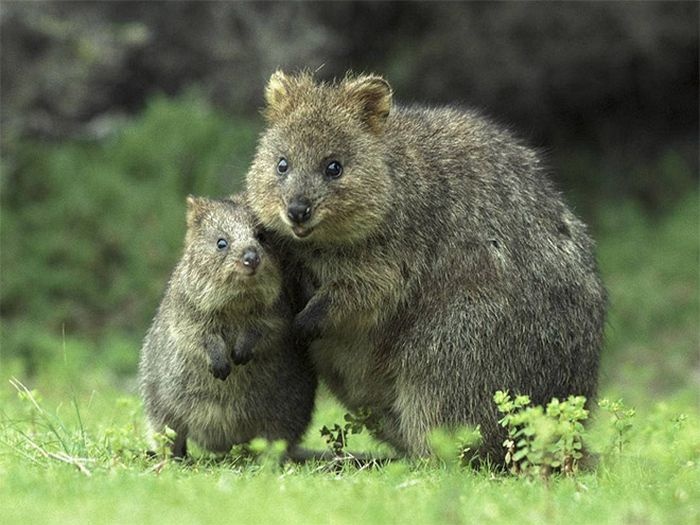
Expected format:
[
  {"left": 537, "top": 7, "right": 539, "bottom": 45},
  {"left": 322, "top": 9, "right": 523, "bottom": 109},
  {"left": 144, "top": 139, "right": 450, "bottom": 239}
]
[{"left": 139, "top": 195, "right": 316, "bottom": 458}]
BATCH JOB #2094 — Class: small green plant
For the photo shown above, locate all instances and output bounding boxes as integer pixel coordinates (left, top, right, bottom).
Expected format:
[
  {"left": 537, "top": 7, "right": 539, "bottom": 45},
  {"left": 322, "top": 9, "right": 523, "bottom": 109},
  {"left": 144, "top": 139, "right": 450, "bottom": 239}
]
[
  {"left": 151, "top": 426, "right": 177, "bottom": 461},
  {"left": 598, "top": 398, "right": 636, "bottom": 454},
  {"left": 493, "top": 390, "right": 532, "bottom": 474},
  {"left": 102, "top": 397, "right": 146, "bottom": 462},
  {"left": 672, "top": 413, "right": 687, "bottom": 431},
  {"left": 494, "top": 391, "right": 588, "bottom": 478},
  {"left": 246, "top": 437, "right": 288, "bottom": 471},
  {"left": 319, "top": 408, "right": 376, "bottom": 456},
  {"left": 429, "top": 425, "right": 483, "bottom": 466},
  {"left": 319, "top": 423, "right": 348, "bottom": 456}
]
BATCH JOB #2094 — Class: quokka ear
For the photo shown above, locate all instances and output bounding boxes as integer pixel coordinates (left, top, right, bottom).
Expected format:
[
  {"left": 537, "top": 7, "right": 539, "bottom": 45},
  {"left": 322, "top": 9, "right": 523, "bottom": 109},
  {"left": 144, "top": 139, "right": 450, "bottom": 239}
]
[
  {"left": 343, "top": 75, "right": 393, "bottom": 134},
  {"left": 185, "top": 195, "right": 209, "bottom": 228},
  {"left": 264, "top": 70, "right": 302, "bottom": 122}
]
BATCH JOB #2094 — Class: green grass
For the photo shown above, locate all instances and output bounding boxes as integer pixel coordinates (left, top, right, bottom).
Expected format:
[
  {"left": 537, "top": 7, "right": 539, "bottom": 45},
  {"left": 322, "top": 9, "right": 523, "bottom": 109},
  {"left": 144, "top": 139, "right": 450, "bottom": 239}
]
[
  {"left": 1, "top": 94, "right": 698, "bottom": 523},
  {"left": 1, "top": 381, "right": 698, "bottom": 525}
]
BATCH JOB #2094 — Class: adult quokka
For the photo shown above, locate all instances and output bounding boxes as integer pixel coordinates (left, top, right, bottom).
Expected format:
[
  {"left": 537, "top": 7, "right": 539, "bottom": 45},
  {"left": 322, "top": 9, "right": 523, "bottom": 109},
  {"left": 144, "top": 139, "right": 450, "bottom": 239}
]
[{"left": 245, "top": 71, "right": 607, "bottom": 461}]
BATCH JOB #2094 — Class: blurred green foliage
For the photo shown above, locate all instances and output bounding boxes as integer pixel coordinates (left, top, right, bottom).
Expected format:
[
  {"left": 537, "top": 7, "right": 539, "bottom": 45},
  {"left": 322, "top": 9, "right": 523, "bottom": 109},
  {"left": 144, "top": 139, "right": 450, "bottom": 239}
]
[
  {"left": 1, "top": 94, "right": 260, "bottom": 373},
  {"left": 596, "top": 192, "right": 699, "bottom": 404}
]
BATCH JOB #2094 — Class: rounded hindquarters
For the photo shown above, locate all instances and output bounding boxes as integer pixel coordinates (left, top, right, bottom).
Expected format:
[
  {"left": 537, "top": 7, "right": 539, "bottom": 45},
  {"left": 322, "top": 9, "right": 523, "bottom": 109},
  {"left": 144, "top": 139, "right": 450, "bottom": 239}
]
[{"left": 391, "top": 271, "right": 606, "bottom": 463}]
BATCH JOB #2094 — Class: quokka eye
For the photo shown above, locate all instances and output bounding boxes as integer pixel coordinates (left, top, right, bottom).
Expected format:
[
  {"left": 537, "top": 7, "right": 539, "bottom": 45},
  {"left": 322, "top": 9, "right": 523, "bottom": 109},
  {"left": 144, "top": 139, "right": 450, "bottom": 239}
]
[
  {"left": 277, "top": 158, "right": 289, "bottom": 175},
  {"left": 254, "top": 230, "right": 267, "bottom": 243},
  {"left": 216, "top": 238, "right": 228, "bottom": 250},
  {"left": 325, "top": 160, "right": 343, "bottom": 179}
]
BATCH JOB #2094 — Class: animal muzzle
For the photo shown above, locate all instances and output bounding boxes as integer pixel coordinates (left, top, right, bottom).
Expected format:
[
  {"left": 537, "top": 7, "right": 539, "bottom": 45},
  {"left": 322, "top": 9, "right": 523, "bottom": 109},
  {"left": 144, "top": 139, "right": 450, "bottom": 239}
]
[
  {"left": 287, "top": 197, "right": 313, "bottom": 225},
  {"left": 240, "top": 248, "right": 261, "bottom": 274}
]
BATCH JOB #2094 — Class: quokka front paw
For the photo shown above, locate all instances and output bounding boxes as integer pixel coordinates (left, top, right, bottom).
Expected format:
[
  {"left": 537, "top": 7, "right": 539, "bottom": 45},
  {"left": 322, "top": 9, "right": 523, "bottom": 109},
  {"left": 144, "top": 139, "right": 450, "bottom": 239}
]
[{"left": 293, "top": 295, "right": 330, "bottom": 340}]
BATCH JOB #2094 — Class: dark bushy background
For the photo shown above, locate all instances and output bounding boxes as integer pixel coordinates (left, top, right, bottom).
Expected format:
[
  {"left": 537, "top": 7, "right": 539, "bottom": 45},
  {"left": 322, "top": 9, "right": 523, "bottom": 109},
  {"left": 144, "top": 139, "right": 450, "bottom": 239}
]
[
  {"left": 1, "top": 2, "right": 698, "bottom": 398},
  {"left": 3, "top": 2, "right": 697, "bottom": 201}
]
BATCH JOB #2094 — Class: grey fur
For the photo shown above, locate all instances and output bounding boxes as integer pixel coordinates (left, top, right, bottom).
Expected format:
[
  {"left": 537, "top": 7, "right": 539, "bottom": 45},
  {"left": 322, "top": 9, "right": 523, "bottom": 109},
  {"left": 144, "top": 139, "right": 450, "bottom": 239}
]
[
  {"left": 139, "top": 194, "right": 317, "bottom": 457},
  {"left": 246, "top": 72, "right": 607, "bottom": 462}
]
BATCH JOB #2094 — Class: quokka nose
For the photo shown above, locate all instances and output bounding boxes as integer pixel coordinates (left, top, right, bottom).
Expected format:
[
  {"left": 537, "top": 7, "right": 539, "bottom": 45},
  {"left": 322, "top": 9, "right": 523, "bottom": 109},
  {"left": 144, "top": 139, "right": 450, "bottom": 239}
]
[
  {"left": 241, "top": 249, "right": 261, "bottom": 270},
  {"left": 287, "top": 198, "right": 312, "bottom": 225}
]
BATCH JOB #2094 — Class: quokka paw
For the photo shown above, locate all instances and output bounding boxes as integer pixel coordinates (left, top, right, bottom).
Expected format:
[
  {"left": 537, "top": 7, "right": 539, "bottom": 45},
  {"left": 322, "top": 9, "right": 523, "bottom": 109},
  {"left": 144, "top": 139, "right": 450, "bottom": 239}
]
[{"left": 293, "top": 296, "right": 330, "bottom": 340}]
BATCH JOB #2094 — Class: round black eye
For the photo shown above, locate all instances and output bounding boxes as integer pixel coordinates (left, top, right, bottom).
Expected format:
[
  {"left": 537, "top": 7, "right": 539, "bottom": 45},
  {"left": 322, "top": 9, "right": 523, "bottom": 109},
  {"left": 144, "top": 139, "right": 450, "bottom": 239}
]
[
  {"left": 216, "top": 238, "right": 228, "bottom": 250},
  {"left": 277, "top": 158, "right": 289, "bottom": 175},
  {"left": 325, "top": 160, "right": 343, "bottom": 179},
  {"left": 255, "top": 230, "right": 267, "bottom": 244}
]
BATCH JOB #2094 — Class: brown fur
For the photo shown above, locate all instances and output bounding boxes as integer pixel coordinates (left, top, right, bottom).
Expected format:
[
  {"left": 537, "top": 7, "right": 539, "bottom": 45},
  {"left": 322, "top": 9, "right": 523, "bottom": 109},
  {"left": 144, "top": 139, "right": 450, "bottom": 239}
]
[
  {"left": 246, "top": 71, "right": 607, "bottom": 461},
  {"left": 139, "top": 194, "right": 316, "bottom": 457}
]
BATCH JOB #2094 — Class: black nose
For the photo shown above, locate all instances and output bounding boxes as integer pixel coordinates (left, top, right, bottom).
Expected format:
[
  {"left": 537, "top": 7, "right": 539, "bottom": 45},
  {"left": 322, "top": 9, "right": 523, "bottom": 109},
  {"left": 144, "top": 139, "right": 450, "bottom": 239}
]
[
  {"left": 287, "top": 198, "right": 312, "bottom": 225},
  {"left": 241, "top": 249, "right": 260, "bottom": 270}
]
